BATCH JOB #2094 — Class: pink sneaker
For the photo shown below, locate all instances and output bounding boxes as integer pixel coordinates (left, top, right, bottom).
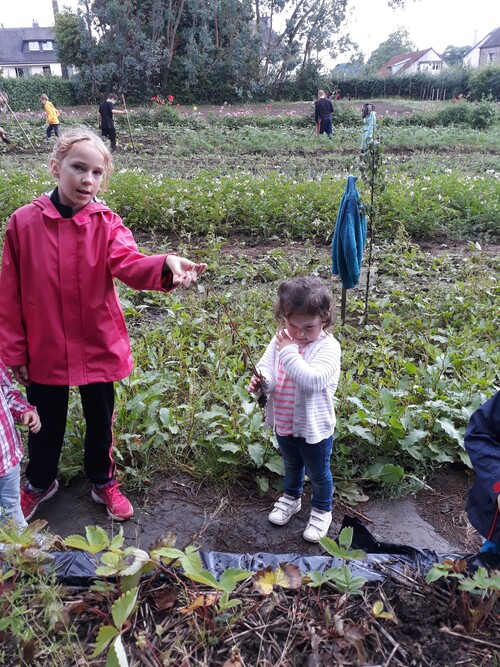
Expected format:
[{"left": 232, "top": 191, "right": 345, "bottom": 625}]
[
  {"left": 91, "top": 481, "right": 134, "bottom": 521},
  {"left": 21, "top": 480, "right": 59, "bottom": 520}
]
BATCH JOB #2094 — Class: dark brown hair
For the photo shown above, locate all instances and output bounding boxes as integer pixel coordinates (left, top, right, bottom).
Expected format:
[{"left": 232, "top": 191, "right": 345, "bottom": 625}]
[{"left": 274, "top": 276, "right": 333, "bottom": 329}]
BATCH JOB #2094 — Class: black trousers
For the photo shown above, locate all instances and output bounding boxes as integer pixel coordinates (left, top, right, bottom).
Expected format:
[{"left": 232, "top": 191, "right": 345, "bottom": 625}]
[
  {"left": 101, "top": 127, "right": 116, "bottom": 150},
  {"left": 26, "top": 382, "right": 116, "bottom": 489},
  {"left": 318, "top": 115, "right": 332, "bottom": 137},
  {"left": 46, "top": 124, "right": 60, "bottom": 138}
]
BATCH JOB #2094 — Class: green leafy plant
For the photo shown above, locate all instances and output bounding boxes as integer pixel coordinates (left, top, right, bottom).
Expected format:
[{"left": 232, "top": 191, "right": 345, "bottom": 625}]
[
  {"left": 307, "top": 527, "right": 367, "bottom": 595},
  {"left": 426, "top": 560, "right": 500, "bottom": 632}
]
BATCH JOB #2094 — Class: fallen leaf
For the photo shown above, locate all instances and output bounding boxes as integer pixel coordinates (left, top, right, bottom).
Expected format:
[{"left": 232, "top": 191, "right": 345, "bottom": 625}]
[
  {"left": 252, "top": 566, "right": 275, "bottom": 596},
  {"left": 179, "top": 593, "right": 217, "bottom": 615},
  {"left": 275, "top": 562, "right": 303, "bottom": 589},
  {"left": 253, "top": 563, "right": 303, "bottom": 595},
  {"left": 149, "top": 532, "right": 177, "bottom": 551},
  {"left": 153, "top": 587, "right": 178, "bottom": 611},
  {"left": 344, "top": 621, "right": 366, "bottom": 662},
  {"left": 222, "top": 646, "right": 243, "bottom": 667},
  {"left": 22, "top": 637, "right": 37, "bottom": 663}
]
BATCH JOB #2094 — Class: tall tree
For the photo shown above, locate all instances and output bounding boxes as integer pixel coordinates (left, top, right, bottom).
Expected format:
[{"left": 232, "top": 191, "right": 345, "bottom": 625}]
[
  {"left": 175, "top": 0, "right": 260, "bottom": 101},
  {"left": 251, "top": 0, "right": 349, "bottom": 90},
  {"left": 442, "top": 45, "right": 471, "bottom": 67},
  {"left": 331, "top": 51, "right": 365, "bottom": 78},
  {"left": 54, "top": 1, "right": 102, "bottom": 98},
  {"left": 364, "top": 27, "right": 416, "bottom": 74}
]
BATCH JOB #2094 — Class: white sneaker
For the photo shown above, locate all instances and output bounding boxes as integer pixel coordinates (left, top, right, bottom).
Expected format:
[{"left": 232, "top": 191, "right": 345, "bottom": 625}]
[
  {"left": 268, "top": 495, "right": 302, "bottom": 525},
  {"left": 303, "top": 509, "right": 332, "bottom": 542}
]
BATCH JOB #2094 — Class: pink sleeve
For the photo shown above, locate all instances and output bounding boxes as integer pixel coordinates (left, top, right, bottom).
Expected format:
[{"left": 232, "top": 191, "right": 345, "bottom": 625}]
[
  {"left": 106, "top": 215, "right": 175, "bottom": 292},
  {"left": 0, "top": 217, "right": 29, "bottom": 366}
]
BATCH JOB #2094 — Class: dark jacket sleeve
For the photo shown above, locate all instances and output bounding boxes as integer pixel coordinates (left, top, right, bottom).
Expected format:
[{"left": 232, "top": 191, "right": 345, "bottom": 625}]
[{"left": 465, "top": 391, "right": 500, "bottom": 502}]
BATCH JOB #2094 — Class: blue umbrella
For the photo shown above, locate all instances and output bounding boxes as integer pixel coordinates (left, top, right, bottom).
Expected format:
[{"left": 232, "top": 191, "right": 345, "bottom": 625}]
[{"left": 331, "top": 175, "right": 367, "bottom": 290}]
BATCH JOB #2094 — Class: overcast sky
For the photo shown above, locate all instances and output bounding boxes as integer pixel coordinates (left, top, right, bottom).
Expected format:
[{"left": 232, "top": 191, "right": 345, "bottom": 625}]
[{"left": 1, "top": 0, "right": 499, "bottom": 61}]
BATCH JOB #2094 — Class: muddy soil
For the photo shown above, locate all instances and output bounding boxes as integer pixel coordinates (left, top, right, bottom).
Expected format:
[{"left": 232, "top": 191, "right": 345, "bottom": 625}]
[{"left": 33, "top": 465, "right": 481, "bottom": 557}]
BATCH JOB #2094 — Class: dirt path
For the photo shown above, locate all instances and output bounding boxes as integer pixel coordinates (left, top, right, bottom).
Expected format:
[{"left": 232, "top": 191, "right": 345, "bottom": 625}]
[{"left": 34, "top": 466, "right": 480, "bottom": 556}]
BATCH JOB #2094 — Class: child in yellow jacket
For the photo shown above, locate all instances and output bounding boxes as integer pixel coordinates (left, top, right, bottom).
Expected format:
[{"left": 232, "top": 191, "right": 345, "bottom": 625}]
[{"left": 40, "top": 94, "right": 60, "bottom": 138}]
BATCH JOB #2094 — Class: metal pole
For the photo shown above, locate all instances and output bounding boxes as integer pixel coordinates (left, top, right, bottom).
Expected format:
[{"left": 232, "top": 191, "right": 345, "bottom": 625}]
[
  {"left": 2, "top": 94, "right": 38, "bottom": 152},
  {"left": 341, "top": 287, "right": 347, "bottom": 324},
  {"left": 121, "top": 94, "right": 136, "bottom": 151}
]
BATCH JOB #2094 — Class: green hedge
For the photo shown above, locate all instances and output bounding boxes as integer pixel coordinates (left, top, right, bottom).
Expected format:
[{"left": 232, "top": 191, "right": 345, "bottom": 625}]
[
  {"left": 381, "top": 99, "right": 499, "bottom": 130},
  {"left": 327, "top": 67, "right": 500, "bottom": 101},
  {"left": 0, "top": 75, "right": 76, "bottom": 110}
]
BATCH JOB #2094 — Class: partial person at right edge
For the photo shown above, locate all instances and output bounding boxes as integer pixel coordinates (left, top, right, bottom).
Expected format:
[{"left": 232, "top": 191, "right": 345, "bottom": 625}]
[
  {"left": 315, "top": 90, "right": 334, "bottom": 141},
  {"left": 98, "top": 93, "right": 128, "bottom": 152},
  {"left": 465, "top": 390, "right": 500, "bottom": 553}
]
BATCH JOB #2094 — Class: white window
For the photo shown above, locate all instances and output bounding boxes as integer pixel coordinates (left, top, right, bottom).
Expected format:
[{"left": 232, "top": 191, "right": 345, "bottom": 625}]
[
  {"left": 487, "top": 52, "right": 495, "bottom": 64},
  {"left": 28, "top": 41, "right": 40, "bottom": 50},
  {"left": 15, "top": 67, "right": 28, "bottom": 77},
  {"left": 43, "top": 65, "right": 51, "bottom": 75},
  {"left": 42, "top": 41, "right": 54, "bottom": 51}
]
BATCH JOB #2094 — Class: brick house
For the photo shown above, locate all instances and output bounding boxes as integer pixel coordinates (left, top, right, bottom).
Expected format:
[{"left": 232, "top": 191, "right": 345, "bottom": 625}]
[
  {"left": 378, "top": 48, "right": 448, "bottom": 77},
  {"left": 464, "top": 27, "right": 500, "bottom": 68}
]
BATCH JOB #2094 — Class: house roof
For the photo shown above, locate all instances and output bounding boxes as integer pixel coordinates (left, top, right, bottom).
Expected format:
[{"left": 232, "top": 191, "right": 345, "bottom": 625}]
[
  {"left": 464, "top": 27, "right": 500, "bottom": 58},
  {"left": 479, "top": 26, "right": 500, "bottom": 49},
  {"left": 0, "top": 27, "right": 58, "bottom": 66},
  {"left": 377, "top": 48, "right": 440, "bottom": 76}
]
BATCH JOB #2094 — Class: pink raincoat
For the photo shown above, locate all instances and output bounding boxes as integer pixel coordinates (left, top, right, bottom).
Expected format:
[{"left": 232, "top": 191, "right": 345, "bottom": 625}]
[{"left": 0, "top": 195, "right": 173, "bottom": 385}]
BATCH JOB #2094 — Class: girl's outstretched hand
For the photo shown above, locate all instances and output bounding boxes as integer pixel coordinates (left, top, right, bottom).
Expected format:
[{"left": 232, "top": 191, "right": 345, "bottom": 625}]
[
  {"left": 23, "top": 410, "right": 41, "bottom": 433},
  {"left": 165, "top": 255, "right": 207, "bottom": 287},
  {"left": 10, "top": 365, "right": 29, "bottom": 386}
]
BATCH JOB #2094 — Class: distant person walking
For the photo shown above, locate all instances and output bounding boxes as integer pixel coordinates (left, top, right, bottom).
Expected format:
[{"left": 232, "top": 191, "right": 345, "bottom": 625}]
[
  {"left": 0, "top": 92, "right": 9, "bottom": 114},
  {"left": 40, "top": 94, "right": 60, "bottom": 138},
  {"left": 315, "top": 90, "right": 334, "bottom": 140},
  {"left": 361, "top": 103, "right": 377, "bottom": 152},
  {"left": 98, "top": 93, "right": 127, "bottom": 151}
]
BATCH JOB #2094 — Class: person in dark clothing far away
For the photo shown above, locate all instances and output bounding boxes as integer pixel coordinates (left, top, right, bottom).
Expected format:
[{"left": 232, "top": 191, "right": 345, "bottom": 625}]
[
  {"left": 314, "top": 90, "right": 334, "bottom": 140},
  {"left": 465, "top": 391, "right": 500, "bottom": 553},
  {"left": 98, "top": 93, "right": 128, "bottom": 151}
]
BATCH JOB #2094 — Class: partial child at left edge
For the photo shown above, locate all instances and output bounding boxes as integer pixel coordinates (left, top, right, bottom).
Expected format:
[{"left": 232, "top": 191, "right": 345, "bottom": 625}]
[{"left": 0, "top": 360, "right": 41, "bottom": 531}]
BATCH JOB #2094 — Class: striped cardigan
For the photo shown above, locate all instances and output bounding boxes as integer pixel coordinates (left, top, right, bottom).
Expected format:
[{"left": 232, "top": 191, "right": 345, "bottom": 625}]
[{"left": 256, "top": 331, "right": 341, "bottom": 444}]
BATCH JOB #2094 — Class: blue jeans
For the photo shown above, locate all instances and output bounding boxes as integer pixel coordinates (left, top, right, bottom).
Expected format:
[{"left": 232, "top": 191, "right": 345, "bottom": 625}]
[
  {"left": 0, "top": 464, "right": 28, "bottom": 530},
  {"left": 276, "top": 433, "right": 334, "bottom": 511}
]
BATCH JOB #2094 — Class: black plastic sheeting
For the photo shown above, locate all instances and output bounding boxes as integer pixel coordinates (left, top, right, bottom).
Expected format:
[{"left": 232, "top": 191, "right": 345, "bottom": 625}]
[{"left": 31, "top": 515, "right": 500, "bottom": 586}]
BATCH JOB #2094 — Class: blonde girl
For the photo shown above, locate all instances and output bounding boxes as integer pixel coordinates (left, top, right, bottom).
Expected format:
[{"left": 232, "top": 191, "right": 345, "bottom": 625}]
[{"left": 0, "top": 127, "right": 206, "bottom": 522}]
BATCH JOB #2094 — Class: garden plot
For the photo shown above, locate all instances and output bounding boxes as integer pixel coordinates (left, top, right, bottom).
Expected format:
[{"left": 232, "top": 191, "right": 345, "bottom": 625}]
[{"left": 0, "top": 100, "right": 499, "bottom": 666}]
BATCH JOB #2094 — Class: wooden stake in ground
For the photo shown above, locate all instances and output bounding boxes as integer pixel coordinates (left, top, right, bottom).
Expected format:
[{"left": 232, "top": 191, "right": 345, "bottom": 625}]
[
  {"left": 121, "top": 94, "right": 136, "bottom": 151},
  {"left": 1, "top": 91, "right": 38, "bottom": 153}
]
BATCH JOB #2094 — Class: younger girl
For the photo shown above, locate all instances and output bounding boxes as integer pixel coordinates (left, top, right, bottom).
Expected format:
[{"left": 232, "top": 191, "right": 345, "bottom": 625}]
[
  {"left": 249, "top": 277, "right": 341, "bottom": 542},
  {"left": 0, "top": 127, "right": 206, "bottom": 522}
]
